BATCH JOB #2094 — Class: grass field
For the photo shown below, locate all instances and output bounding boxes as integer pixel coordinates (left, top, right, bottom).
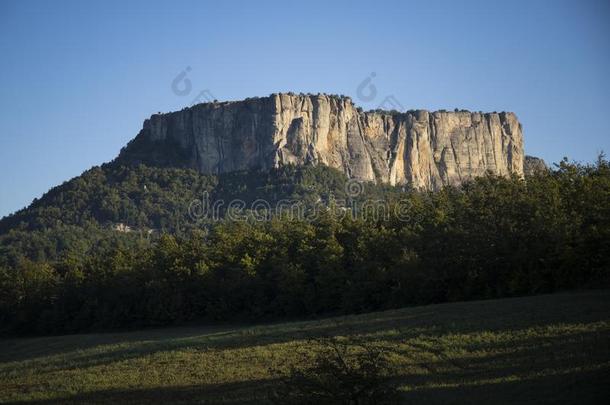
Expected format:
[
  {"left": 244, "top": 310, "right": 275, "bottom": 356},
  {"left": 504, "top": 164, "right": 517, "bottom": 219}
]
[{"left": 1, "top": 290, "right": 609, "bottom": 404}]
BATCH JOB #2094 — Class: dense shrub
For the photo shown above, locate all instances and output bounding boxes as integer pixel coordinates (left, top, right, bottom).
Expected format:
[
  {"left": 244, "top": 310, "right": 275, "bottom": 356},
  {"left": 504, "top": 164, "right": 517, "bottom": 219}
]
[{"left": 269, "top": 338, "right": 400, "bottom": 404}]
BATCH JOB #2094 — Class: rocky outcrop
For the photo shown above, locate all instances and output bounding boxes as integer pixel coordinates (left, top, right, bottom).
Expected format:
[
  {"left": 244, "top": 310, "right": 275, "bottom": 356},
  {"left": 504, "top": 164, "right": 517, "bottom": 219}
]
[
  {"left": 118, "top": 93, "right": 525, "bottom": 190},
  {"left": 524, "top": 155, "right": 547, "bottom": 176}
]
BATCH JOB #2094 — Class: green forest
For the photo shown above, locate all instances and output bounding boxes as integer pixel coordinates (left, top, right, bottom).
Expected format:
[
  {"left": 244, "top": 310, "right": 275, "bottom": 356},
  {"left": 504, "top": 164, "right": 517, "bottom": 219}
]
[{"left": 0, "top": 157, "right": 609, "bottom": 335}]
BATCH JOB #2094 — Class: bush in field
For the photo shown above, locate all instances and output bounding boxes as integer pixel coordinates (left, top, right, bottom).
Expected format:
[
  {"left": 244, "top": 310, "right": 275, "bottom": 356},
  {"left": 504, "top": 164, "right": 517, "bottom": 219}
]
[{"left": 269, "top": 338, "right": 400, "bottom": 404}]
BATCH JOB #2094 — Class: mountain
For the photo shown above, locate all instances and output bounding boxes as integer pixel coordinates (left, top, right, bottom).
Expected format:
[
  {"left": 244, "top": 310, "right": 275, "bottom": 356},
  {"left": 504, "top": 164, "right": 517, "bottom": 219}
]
[
  {"left": 0, "top": 93, "right": 529, "bottom": 263},
  {"left": 117, "top": 93, "right": 524, "bottom": 190},
  {"left": 1, "top": 92, "right": 608, "bottom": 335}
]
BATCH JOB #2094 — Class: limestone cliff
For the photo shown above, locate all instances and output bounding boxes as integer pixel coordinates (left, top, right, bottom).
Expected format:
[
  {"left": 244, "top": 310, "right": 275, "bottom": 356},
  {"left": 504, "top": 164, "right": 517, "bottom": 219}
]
[{"left": 118, "top": 93, "right": 525, "bottom": 189}]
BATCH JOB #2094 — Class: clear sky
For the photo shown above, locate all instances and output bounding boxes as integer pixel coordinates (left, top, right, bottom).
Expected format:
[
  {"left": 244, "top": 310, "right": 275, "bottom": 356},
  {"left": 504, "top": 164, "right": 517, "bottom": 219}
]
[{"left": 1, "top": 0, "right": 609, "bottom": 218}]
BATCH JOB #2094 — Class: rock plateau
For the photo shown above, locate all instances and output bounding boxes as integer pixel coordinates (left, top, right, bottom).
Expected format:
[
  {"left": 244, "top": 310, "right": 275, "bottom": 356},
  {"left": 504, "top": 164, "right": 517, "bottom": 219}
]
[{"left": 118, "top": 93, "right": 525, "bottom": 189}]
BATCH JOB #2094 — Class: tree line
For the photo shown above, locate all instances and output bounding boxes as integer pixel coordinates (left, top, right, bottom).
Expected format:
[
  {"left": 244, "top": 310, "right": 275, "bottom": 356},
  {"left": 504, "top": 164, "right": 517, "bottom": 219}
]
[{"left": 0, "top": 157, "right": 609, "bottom": 335}]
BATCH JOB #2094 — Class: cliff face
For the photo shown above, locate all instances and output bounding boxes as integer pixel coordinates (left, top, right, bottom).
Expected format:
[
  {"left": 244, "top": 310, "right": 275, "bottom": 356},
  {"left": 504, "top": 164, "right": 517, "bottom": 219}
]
[{"left": 119, "top": 93, "right": 524, "bottom": 189}]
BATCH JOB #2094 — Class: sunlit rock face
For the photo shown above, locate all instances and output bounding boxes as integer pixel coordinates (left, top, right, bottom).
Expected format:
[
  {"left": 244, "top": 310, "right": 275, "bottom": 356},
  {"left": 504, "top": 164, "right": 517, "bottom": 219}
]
[{"left": 119, "top": 93, "right": 525, "bottom": 190}]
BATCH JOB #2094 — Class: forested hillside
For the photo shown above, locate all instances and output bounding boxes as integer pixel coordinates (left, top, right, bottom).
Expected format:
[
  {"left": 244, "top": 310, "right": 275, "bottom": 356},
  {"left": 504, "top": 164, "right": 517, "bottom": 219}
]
[
  {"left": 1, "top": 157, "right": 608, "bottom": 335},
  {"left": 0, "top": 163, "right": 400, "bottom": 264}
]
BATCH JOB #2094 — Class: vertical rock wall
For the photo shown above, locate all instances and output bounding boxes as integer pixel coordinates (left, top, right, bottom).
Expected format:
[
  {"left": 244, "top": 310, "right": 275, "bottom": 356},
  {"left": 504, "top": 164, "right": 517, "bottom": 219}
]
[{"left": 120, "top": 93, "right": 524, "bottom": 189}]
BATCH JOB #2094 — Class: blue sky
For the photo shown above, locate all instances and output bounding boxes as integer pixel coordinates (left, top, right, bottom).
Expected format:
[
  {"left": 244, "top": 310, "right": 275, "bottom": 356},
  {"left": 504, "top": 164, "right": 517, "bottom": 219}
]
[{"left": 1, "top": 0, "right": 609, "bottom": 218}]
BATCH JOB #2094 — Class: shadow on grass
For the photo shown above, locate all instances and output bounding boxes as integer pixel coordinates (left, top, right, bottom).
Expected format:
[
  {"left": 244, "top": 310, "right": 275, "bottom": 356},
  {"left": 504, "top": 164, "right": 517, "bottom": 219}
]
[
  {"left": 15, "top": 366, "right": 610, "bottom": 404},
  {"left": 17, "top": 378, "right": 273, "bottom": 405},
  {"left": 374, "top": 327, "right": 610, "bottom": 385},
  {"left": 401, "top": 367, "right": 610, "bottom": 405},
  {"left": 2, "top": 291, "right": 609, "bottom": 372}
]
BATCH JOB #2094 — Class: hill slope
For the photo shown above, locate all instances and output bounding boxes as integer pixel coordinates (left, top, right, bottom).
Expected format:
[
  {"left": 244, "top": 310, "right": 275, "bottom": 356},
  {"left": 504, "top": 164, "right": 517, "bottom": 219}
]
[
  {"left": 0, "top": 163, "right": 399, "bottom": 263},
  {"left": 1, "top": 290, "right": 609, "bottom": 404}
]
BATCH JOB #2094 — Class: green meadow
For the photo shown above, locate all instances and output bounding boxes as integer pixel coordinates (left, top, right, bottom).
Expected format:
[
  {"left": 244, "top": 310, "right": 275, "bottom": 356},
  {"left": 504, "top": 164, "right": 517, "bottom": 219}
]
[{"left": 1, "top": 290, "right": 609, "bottom": 404}]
